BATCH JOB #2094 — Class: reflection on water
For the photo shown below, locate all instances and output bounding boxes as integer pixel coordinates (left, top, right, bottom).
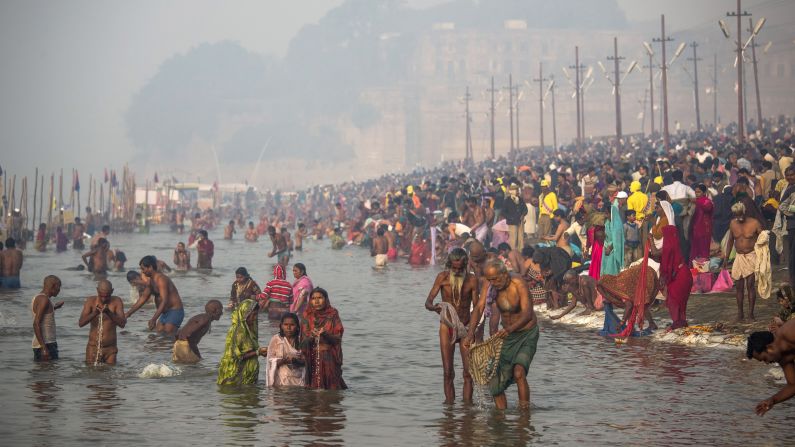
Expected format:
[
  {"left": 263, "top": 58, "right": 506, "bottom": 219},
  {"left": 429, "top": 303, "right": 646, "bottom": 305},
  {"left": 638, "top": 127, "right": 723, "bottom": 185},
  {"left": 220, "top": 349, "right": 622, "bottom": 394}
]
[
  {"left": 432, "top": 404, "right": 536, "bottom": 447},
  {"left": 219, "top": 384, "right": 263, "bottom": 444},
  {"left": 28, "top": 379, "right": 62, "bottom": 413},
  {"left": 0, "top": 229, "right": 794, "bottom": 445}
]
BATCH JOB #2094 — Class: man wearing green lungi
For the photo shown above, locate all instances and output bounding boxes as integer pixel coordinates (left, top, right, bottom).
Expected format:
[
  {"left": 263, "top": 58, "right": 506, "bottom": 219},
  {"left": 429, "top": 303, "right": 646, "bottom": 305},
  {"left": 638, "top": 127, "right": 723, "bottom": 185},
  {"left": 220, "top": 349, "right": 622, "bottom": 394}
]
[{"left": 464, "top": 259, "right": 539, "bottom": 410}]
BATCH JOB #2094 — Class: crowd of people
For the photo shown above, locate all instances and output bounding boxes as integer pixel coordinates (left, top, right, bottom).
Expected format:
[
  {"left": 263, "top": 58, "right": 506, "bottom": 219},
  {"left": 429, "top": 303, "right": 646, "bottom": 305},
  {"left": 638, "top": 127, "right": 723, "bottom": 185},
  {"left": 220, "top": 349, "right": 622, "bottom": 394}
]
[{"left": 13, "top": 115, "right": 795, "bottom": 414}]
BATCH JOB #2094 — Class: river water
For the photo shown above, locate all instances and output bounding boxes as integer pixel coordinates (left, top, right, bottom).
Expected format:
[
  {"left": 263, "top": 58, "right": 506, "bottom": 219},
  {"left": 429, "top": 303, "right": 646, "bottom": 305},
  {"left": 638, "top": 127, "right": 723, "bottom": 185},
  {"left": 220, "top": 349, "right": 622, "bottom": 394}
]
[{"left": 0, "top": 227, "right": 792, "bottom": 446}]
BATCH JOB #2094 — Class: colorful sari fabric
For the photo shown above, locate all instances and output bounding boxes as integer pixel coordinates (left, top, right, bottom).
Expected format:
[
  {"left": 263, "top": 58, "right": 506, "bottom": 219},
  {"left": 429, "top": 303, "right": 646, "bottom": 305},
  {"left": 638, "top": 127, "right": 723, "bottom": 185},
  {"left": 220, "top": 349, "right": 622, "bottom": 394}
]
[
  {"left": 523, "top": 266, "right": 547, "bottom": 303},
  {"left": 601, "top": 199, "right": 624, "bottom": 276},
  {"left": 660, "top": 225, "right": 692, "bottom": 329},
  {"left": 217, "top": 299, "right": 259, "bottom": 385},
  {"left": 598, "top": 264, "right": 658, "bottom": 306},
  {"left": 290, "top": 274, "right": 314, "bottom": 314},
  {"left": 301, "top": 296, "right": 347, "bottom": 390},
  {"left": 588, "top": 226, "right": 605, "bottom": 280},
  {"left": 688, "top": 196, "right": 714, "bottom": 261}
]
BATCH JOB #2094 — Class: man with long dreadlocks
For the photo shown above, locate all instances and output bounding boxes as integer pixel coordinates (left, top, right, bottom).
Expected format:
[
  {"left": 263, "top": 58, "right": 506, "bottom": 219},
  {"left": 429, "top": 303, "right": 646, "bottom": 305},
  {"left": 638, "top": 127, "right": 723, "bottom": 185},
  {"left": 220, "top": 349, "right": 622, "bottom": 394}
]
[{"left": 425, "top": 247, "right": 478, "bottom": 404}]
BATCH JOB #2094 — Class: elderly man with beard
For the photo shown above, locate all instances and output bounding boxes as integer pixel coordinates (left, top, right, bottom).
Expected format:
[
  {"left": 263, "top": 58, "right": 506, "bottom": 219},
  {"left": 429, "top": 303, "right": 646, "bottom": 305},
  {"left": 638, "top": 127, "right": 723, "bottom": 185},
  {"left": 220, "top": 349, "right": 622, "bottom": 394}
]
[{"left": 425, "top": 248, "right": 478, "bottom": 404}]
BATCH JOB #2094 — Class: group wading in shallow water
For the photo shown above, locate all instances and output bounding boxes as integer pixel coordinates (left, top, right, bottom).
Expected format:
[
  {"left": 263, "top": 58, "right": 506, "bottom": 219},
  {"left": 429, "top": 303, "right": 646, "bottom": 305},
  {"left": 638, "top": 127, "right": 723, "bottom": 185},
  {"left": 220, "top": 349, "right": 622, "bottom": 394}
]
[{"left": 12, "top": 116, "right": 795, "bottom": 416}]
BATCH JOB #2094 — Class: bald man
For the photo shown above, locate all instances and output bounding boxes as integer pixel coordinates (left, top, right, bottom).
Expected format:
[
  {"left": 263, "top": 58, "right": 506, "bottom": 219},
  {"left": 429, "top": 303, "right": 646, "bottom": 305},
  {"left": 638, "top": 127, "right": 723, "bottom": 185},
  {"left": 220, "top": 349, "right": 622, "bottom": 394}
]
[{"left": 79, "top": 279, "right": 126, "bottom": 365}]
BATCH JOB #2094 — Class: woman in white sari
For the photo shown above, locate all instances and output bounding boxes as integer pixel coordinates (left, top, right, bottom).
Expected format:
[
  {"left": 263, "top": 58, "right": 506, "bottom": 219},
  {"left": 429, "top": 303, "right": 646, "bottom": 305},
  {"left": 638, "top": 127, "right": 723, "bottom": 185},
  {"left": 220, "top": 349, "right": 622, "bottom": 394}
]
[{"left": 265, "top": 312, "right": 306, "bottom": 387}]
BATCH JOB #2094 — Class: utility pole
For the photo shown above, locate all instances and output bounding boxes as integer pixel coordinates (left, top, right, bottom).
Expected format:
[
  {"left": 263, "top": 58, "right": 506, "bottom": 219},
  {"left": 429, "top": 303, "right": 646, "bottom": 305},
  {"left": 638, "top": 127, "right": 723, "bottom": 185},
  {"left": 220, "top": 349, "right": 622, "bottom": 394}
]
[
  {"left": 640, "top": 89, "right": 648, "bottom": 135},
  {"left": 653, "top": 14, "right": 674, "bottom": 150},
  {"left": 505, "top": 74, "right": 515, "bottom": 152},
  {"left": 712, "top": 53, "right": 718, "bottom": 126},
  {"left": 727, "top": 0, "right": 751, "bottom": 143},
  {"left": 515, "top": 86, "right": 521, "bottom": 150},
  {"left": 464, "top": 86, "right": 473, "bottom": 160},
  {"left": 570, "top": 46, "right": 583, "bottom": 150},
  {"left": 748, "top": 17, "right": 763, "bottom": 133},
  {"left": 688, "top": 42, "right": 702, "bottom": 131},
  {"left": 607, "top": 36, "right": 624, "bottom": 148},
  {"left": 488, "top": 76, "right": 496, "bottom": 159},
  {"left": 533, "top": 62, "right": 547, "bottom": 149},
  {"left": 550, "top": 74, "right": 558, "bottom": 150},
  {"left": 644, "top": 51, "right": 655, "bottom": 136}
]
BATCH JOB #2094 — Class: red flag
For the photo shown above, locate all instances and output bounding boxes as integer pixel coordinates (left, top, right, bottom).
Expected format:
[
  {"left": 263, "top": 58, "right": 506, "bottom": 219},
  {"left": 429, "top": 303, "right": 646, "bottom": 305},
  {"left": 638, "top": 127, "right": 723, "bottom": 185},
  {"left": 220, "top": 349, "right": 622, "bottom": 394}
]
[{"left": 212, "top": 181, "right": 218, "bottom": 191}]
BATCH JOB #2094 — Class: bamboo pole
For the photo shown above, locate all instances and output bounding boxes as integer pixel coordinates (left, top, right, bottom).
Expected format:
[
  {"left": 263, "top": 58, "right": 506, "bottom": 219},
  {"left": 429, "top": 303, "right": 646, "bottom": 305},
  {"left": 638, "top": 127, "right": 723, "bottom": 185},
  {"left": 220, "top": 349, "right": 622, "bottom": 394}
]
[
  {"left": 58, "top": 169, "right": 63, "bottom": 211},
  {"left": 22, "top": 177, "right": 28, "bottom": 223},
  {"left": 32, "top": 168, "right": 38, "bottom": 234},
  {"left": 76, "top": 170, "right": 81, "bottom": 219},
  {"left": 38, "top": 176, "right": 44, "bottom": 227},
  {"left": 47, "top": 173, "right": 54, "bottom": 230}
]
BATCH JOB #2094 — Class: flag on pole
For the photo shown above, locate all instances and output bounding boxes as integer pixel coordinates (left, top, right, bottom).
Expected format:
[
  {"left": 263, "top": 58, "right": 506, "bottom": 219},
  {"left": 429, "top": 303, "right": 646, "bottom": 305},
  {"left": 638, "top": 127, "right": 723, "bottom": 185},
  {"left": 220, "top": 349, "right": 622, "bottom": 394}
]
[
  {"left": 104, "top": 168, "right": 109, "bottom": 183},
  {"left": 154, "top": 172, "right": 159, "bottom": 183},
  {"left": 74, "top": 171, "right": 80, "bottom": 192}
]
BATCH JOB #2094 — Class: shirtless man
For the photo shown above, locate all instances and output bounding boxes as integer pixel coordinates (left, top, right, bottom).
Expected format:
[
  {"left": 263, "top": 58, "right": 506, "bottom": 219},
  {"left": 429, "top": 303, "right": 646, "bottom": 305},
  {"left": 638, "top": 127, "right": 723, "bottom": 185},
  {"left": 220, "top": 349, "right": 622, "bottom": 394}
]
[
  {"left": 464, "top": 259, "right": 538, "bottom": 410},
  {"left": 371, "top": 226, "right": 388, "bottom": 268},
  {"left": 543, "top": 210, "right": 570, "bottom": 251},
  {"left": 79, "top": 279, "right": 126, "bottom": 365},
  {"left": 550, "top": 270, "right": 597, "bottom": 319},
  {"left": 126, "top": 255, "right": 185, "bottom": 335},
  {"left": 294, "top": 222, "right": 306, "bottom": 250},
  {"left": 81, "top": 238, "right": 110, "bottom": 276},
  {"left": 747, "top": 319, "right": 795, "bottom": 415},
  {"left": 2, "top": 238, "right": 23, "bottom": 288},
  {"left": 224, "top": 220, "right": 236, "bottom": 240},
  {"left": 245, "top": 221, "right": 259, "bottom": 242},
  {"left": 32, "top": 275, "right": 64, "bottom": 361},
  {"left": 268, "top": 225, "right": 289, "bottom": 266},
  {"left": 90, "top": 225, "right": 110, "bottom": 249},
  {"left": 172, "top": 299, "right": 223, "bottom": 363},
  {"left": 724, "top": 202, "right": 764, "bottom": 321},
  {"left": 425, "top": 248, "right": 478, "bottom": 403},
  {"left": 72, "top": 217, "right": 86, "bottom": 250},
  {"left": 173, "top": 242, "right": 191, "bottom": 270}
]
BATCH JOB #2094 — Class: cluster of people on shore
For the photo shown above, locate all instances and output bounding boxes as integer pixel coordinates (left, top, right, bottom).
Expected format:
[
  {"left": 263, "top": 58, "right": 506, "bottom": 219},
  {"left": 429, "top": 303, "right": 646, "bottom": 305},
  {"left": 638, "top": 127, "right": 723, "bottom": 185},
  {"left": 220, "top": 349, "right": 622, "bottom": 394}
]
[{"left": 14, "top": 115, "right": 795, "bottom": 414}]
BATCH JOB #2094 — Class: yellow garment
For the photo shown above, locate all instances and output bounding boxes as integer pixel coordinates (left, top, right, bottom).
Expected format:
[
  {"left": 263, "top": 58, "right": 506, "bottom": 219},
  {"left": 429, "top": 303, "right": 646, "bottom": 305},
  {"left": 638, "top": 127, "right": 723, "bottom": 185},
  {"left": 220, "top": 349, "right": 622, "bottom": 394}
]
[
  {"left": 172, "top": 339, "right": 201, "bottom": 364},
  {"left": 654, "top": 176, "right": 663, "bottom": 185},
  {"left": 755, "top": 230, "right": 771, "bottom": 299},
  {"left": 539, "top": 192, "right": 558, "bottom": 217},
  {"left": 627, "top": 191, "right": 649, "bottom": 221}
]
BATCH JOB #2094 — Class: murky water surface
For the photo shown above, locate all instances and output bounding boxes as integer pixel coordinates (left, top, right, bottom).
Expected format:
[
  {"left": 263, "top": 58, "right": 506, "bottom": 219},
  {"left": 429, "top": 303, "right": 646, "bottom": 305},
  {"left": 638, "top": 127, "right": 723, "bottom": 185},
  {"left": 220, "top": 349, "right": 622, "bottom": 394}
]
[{"left": 1, "top": 228, "right": 792, "bottom": 445}]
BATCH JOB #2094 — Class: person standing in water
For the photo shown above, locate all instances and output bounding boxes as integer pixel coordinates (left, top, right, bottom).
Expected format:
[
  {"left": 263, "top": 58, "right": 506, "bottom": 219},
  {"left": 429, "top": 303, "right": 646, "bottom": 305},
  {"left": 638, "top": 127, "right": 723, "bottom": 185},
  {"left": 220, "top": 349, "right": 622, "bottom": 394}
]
[
  {"left": 31, "top": 275, "right": 64, "bottom": 361},
  {"left": 424, "top": 248, "right": 478, "bottom": 404},
  {"left": 78, "top": 279, "right": 126, "bottom": 365},
  {"left": 464, "top": 259, "right": 538, "bottom": 410},
  {"left": 217, "top": 299, "right": 260, "bottom": 385},
  {"left": 126, "top": 256, "right": 185, "bottom": 336},
  {"left": 172, "top": 300, "right": 223, "bottom": 364}
]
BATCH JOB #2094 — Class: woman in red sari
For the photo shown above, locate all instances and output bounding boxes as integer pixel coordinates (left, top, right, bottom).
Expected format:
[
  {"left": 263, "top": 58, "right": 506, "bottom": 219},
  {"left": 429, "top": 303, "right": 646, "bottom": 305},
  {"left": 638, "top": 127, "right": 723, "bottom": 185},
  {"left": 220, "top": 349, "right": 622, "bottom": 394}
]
[
  {"left": 302, "top": 287, "right": 347, "bottom": 390},
  {"left": 657, "top": 225, "right": 693, "bottom": 329},
  {"left": 688, "top": 184, "right": 714, "bottom": 261}
]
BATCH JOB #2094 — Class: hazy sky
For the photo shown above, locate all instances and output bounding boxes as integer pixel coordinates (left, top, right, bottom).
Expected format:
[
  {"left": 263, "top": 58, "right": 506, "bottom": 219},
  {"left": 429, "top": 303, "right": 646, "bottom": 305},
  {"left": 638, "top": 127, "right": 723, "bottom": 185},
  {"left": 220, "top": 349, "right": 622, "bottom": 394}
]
[{"left": 0, "top": 0, "right": 773, "bottom": 184}]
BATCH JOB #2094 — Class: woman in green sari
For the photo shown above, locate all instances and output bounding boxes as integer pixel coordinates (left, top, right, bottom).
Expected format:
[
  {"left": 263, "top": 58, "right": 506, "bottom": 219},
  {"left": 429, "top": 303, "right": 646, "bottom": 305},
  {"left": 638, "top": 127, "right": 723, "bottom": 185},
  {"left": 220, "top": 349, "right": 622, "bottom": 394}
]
[{"left": 217, "top": 299, "right": 260, "bottom": 385}]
